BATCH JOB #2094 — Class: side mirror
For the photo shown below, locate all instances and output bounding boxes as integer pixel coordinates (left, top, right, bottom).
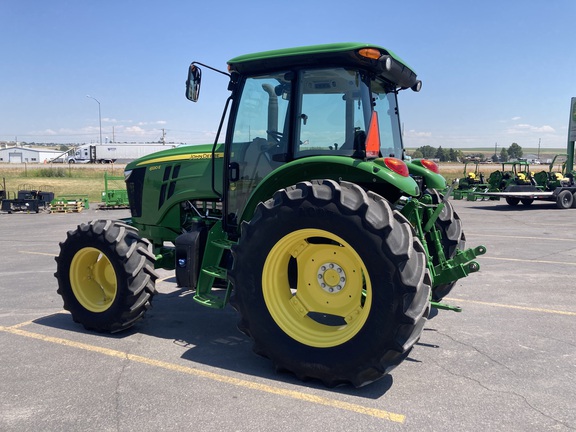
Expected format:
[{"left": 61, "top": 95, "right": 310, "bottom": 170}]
[{"left": 185, "top": 64, "right": 202, "bottom": 102}]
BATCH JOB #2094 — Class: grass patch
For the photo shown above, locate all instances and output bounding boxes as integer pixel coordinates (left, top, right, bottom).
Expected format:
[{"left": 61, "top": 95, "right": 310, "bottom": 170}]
[
  {"left": 36, "top": 168, "right": 69, "bottom": 178},
  {"left": 0, "top": 164, "right": 126, "bottom": 204}
]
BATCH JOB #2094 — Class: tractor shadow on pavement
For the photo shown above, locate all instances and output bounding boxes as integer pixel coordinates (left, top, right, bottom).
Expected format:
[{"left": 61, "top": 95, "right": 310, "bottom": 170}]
[{"left": 34, "top": 279, "right": 395, "bottom": 399}]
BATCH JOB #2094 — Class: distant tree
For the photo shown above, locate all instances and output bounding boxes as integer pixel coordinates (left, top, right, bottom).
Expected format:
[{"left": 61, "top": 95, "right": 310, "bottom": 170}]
[
  {"left": 508, "top": 143, "right": 523, "bottom": 159},
  {"left": 417, "top": 145, "right": 437, "bottom": 159},
  {"left": 59, "top": 144, "right": 69, "bottom": 152},
  {"left": 435, "top": 146, "right": 449, "bottom": 162},
  {"left": 411, "top": 150, "right": 423, "bottom": 158},
  {"left": 448, "top": 148, "right": 460, "bottom": 162},
  {"left": 500, "top": 148, "right": 509, "bottom": 162}
]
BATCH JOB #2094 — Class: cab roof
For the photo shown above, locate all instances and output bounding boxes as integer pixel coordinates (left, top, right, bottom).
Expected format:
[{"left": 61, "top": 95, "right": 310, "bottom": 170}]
[{"left": 227, "top": 42, "right": 418, "bottom": 88}]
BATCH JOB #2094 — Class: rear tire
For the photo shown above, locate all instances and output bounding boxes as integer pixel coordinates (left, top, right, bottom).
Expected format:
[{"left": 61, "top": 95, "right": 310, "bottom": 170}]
[
  {"left": 506, "top": 197, "right": 520, "bottom": 206},
  {"left": 229, "top": 180, "right": 430, "bottom": 387},
  {"left": 556, "top": 190, "right": 573, "bottom": 209},
  {"left": 55, "top": 219, "right": 158, "bottom": 332}
]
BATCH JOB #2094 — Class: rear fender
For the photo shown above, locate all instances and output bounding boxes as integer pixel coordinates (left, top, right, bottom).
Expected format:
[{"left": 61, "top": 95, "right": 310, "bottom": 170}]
[
  {"left": 240, "top": 156, "right": 420, "bottom": 224},
  {"left": 406, "top": 160, "right": 447, "bottom": 191}
]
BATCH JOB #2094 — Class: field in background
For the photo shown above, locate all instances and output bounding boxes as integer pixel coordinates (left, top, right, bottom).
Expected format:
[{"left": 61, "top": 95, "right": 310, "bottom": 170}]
[
  {"left": 1, "top": 150, "right": 567, "bottom": 203},
  {"left": 406, "top": 147, "right": 567, "bottom": 162},
  {"left": 0, "top": 163, "right": 126, "bottom": 204}
]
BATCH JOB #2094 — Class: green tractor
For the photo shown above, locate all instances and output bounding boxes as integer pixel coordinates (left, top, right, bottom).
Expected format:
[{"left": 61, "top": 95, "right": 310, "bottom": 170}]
[
  {"left": 487, "top": 160, "right": 535, "bottom": 192},
  {"left": 454, "top": 161, "right": 489, "bottom": 200},
  {"left": 533, "top": 154, "right": 574, "bottom": 191},
  {"left": 55, "top": 43, "right": 485, "bottom": 387}
]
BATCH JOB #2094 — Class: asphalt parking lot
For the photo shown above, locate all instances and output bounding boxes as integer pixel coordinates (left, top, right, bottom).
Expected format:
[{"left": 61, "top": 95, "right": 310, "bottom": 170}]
[{"left": 1, "top": 198, "right": 575, "bottom": 431}]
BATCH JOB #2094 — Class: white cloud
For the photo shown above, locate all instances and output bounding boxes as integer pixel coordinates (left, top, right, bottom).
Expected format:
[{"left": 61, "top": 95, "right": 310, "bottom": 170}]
[
  {"left": 136, "top": 120, "right": 167, "bottom": 126},
  {"left": 506, "top": 123, "right": 555, "bottom": 134},
  {"left": 406, "top": 129, "right": 432, "bottom": 138},
  {"left": 123, "top": 126, "right": 148, "bottom": 135}
]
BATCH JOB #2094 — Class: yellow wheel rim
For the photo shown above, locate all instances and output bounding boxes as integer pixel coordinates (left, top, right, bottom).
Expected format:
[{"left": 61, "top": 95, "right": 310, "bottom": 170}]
[
  {"left": 69, "top": 247, "right": 118, "bottom": 313},
  {"left": 262, "top": 228, "right": 372, "bottom": 348}
]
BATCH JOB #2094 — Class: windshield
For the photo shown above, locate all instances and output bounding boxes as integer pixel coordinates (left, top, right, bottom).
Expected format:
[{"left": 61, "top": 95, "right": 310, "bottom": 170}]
[
  {"left": 295, "top": 68, "right": 369, "bottom": 157},
  {"left": 295, "top": 69, "right": 403, "bottom": 159}
]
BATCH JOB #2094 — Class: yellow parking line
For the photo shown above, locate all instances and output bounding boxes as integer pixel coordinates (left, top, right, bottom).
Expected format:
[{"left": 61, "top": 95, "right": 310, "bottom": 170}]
[
  {"left": 480, "top": 256, "right": 576, "bottom": 267},
  {"left": 19, "top": 251, "right": 56, "bottom": 257},
  {"left": 471, "top": 233, "right": 575, "bottom": 242},
  {"left": 445, "top": 298, "right": 576, "bottom": 316},
  {"left": 0, "top": 323, "right": 405, "bottom": 423}
]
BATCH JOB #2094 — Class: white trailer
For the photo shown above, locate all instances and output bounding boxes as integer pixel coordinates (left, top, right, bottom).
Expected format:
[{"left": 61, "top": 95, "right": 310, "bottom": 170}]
[{"left": 68, "top": 144, "right": 176, "bottom": 164}]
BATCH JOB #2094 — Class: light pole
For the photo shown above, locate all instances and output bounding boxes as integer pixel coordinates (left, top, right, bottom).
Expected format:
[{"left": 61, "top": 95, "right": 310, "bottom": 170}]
[{"left": 86, "top": 95, "right": 102, "bottom": 146}]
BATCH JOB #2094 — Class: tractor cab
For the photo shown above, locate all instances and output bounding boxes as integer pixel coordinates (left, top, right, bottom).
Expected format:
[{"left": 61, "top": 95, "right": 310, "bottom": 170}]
[{"left": 187, "top": 43, "right": 422, "bottom": 230}]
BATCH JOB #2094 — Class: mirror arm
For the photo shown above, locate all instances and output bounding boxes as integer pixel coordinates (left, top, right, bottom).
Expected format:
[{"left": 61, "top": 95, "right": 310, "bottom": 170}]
[{"left": 190, "top": 61, "right": 230, "bottom": 78}]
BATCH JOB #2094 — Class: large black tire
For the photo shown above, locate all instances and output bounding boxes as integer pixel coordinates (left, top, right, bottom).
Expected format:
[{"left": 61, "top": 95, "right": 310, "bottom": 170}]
[
  {"left": 506, "top": 197, "right": 520, "bottom": 206},
  {"left": 229, "top": 180, "right": 430, "bottom": 387},
  {"left": 556, "top": 190, "right": 574, "bottom": 209},
  {"left": 521, "top": 198, "right": 534, "bottom": 206},
  {"left": 424, "top": 190, "right": 466, "bottom": 302},
  {"left": 55, "top": 220, "right": 158, "bottom": 333}
]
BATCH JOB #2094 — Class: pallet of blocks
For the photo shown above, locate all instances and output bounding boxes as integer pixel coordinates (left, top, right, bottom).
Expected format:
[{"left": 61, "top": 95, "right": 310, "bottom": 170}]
[{"left": 50, "top": 195, "right": 89, "bottom": 213}]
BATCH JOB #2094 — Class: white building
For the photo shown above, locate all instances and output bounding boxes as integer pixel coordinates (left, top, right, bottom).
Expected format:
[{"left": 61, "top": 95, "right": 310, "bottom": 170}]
[{"left": 0, "top": 146, "right": 64, "bottom": 164}]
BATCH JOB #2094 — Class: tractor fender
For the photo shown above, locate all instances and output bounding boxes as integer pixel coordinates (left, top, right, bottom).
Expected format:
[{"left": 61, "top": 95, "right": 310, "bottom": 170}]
[
  {"left": 240, "top": 155, "right": 420, "bottom": 224},
  {"left": 406, "top": 160, "right": 447, "bottom": 190}
]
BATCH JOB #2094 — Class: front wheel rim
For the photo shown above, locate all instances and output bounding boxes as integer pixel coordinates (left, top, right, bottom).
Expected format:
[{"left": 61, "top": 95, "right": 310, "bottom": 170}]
[
  {"left": 70, "top": 247, "right": 118, "bottom": 313},
  {"left": 262, "top": 228, "right": 372, "bottom": 348}
]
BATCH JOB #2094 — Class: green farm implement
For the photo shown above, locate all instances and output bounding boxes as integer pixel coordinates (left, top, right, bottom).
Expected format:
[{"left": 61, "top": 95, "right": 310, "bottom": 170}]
[
  {"left": 55, "top": 43, "right": 485, "bottom": 387},
  {"left": 453, "top": 161, "right": 489, "bottom": 200},
  {"left": 98, "top": 172, "right": 129, "bottom": 209}
]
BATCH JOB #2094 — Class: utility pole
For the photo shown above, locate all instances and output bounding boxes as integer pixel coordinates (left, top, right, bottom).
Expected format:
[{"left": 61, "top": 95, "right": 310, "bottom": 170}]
[
  {"left": 161, "top": 128, "right": 166, "bottom": 145},
  {"left": 86, "top": 95, "right": 103, "bottom": 146},
  {"left": 537, "top": 138, "right": 541, "bottom": 160}
]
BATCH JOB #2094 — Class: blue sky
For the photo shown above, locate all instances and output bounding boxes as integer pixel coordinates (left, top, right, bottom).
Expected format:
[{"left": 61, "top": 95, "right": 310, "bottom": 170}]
[{"left": 1, "top": 0, "right": 574, "bottom": 150}]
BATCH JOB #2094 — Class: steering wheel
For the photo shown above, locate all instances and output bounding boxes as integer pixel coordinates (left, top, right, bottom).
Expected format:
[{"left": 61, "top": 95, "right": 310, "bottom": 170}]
[{"left": 266, "top": 130, "right": 284, "bottom": 144}]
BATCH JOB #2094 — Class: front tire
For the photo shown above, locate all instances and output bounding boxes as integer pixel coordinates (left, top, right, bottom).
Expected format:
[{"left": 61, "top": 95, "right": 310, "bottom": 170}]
[
  {"left": 55, "top": 219, "right": 158, "bottom": 332},
  {"left": 229, "top": 180, "right": 430, "bottom": 387}
]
